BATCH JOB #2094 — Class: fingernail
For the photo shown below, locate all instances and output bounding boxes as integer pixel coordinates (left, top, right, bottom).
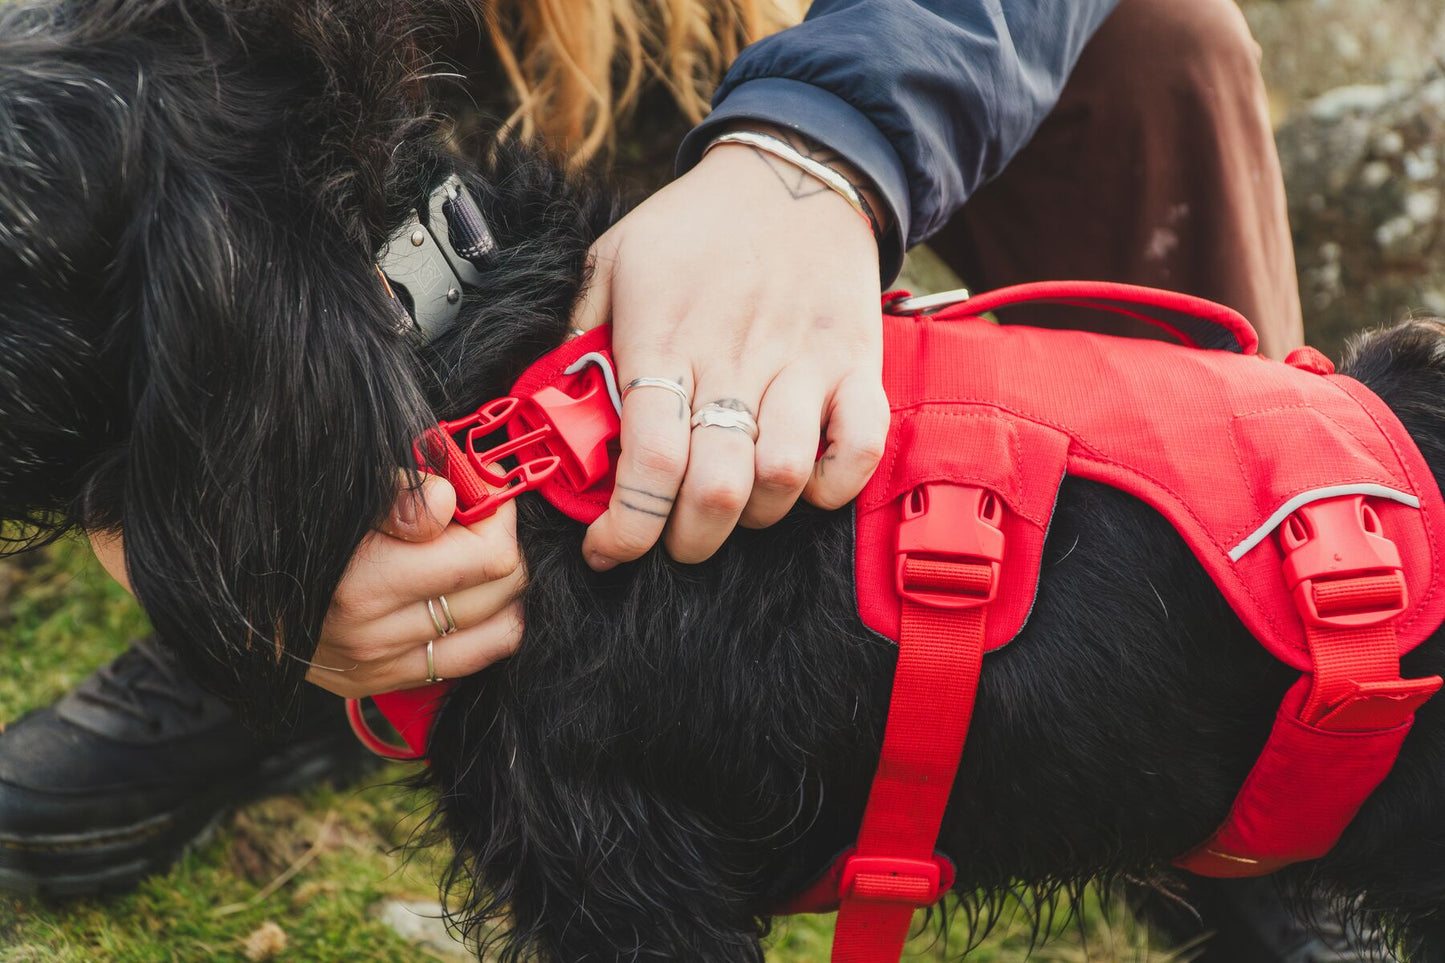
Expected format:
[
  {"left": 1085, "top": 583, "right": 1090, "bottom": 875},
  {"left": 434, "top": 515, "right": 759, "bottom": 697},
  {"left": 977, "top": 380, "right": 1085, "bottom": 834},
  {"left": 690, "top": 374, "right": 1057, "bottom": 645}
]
[{"left": 587, "top": 552, "right": 618, "bottom": 571}]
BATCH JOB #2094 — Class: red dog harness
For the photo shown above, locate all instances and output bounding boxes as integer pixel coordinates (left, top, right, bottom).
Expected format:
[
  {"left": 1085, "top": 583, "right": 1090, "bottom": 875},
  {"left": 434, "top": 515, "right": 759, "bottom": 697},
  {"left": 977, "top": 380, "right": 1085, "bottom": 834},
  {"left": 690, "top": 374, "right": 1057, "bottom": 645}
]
[{"left": 348, "top": 282, "right": 1445, "bottom": 963}]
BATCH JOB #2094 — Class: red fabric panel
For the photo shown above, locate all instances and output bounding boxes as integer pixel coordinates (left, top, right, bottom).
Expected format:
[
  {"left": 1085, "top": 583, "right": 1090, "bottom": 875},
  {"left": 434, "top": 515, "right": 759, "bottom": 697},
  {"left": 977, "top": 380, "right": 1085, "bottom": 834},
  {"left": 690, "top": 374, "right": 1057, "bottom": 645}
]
[
  {"left": 1174, "top": 679, "right": 1415, "bottom": 877},
  {"left": 856, "top": 308, "right": 1445, "bottom": 670},
  {"left": 854, "top": 399, "right": 1067, "bottom": 650}
]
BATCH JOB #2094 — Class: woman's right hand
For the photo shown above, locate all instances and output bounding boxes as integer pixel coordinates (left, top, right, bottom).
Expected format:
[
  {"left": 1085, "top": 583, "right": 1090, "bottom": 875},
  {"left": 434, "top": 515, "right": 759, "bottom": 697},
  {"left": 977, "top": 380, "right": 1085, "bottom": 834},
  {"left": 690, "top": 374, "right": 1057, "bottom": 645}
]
[{"left": 304, "top": 472, "right": 525, "bottom": 699}]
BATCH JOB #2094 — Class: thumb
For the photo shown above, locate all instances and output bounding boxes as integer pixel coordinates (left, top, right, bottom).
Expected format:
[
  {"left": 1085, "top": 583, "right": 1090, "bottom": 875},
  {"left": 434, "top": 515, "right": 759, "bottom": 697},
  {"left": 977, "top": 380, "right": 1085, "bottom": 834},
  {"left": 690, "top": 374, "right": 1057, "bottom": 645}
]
[
  {"left": 570, "top": 233, "right": 619, "bottom": 332},
  {"left": 384, "top": 470, "right": 456, "bottom": 541}
]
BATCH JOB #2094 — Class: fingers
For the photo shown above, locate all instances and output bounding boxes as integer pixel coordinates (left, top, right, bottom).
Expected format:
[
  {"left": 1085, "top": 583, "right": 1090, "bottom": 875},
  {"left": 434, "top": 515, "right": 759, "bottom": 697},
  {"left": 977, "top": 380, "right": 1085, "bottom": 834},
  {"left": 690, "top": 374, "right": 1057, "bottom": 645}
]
[
  {"left": 664, "top": 390, "right": 759, "bottom": 563},
  {"left": 392, "top": 602, "right": 524, "bottom": 691},
  {"left": 337, "top": 563, "right": 527, "bottom": 658},
  {"left": 308, "top": 602, "right": 523, "bottom": 699},
  {"left": 741, "top": 369, "right": 824, "bottom": 529},
  {"left": 343, "top": 500, "right": 521, "bottom": 613},
  {"left": 582, "top": 357, "right": 692, "bottom": 570},
  {"left": 805, "top": 368, "right": 891, "bottom": 510},
  {"left": 381, "top": 470, "right": 456, "bottom": 542}
]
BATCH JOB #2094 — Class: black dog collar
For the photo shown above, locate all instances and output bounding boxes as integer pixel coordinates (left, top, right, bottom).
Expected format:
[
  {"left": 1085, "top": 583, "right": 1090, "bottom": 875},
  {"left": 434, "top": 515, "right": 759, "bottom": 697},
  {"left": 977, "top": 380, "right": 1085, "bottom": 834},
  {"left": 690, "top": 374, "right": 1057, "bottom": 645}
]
[{"left": 375, "top": 174, "right": 496, "bottom": 343}]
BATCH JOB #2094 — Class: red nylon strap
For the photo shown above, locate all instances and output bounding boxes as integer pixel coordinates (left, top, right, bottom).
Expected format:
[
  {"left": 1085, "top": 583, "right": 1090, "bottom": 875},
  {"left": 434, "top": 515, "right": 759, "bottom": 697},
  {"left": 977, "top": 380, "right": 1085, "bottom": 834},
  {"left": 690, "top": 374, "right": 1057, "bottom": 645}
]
[
  {"left": 1302, "top": 583, "right": 1405, "bottom": 727},
  {"left": 922, "top": 280, "right": 1259, "bottom": 355},
  {"left": 1175, "top": 496, "right": 1441, "bottom": 877},
  {"left": 830, "top": 557, "right": 988, "bottom": 962}
]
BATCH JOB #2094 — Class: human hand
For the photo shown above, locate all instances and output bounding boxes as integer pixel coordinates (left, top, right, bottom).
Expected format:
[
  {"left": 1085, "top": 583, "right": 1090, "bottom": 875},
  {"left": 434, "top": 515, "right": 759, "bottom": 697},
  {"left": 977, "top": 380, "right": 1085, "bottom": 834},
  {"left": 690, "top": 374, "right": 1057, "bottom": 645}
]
[
  {"left": 304, "top": 472, "right": 524, "bottom": 698},
  {"left": 574, "top": 126, "right": 890, "bottom": 569},
  {"left": 89, "top": 472, "right": 525, "bottom": 699}
]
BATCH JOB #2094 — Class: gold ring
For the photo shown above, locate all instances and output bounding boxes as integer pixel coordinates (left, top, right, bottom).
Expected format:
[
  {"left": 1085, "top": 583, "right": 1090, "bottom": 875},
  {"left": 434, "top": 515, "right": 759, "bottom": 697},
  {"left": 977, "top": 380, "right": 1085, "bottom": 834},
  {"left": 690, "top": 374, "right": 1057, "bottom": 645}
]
[{"left": 425, "top": 639, "right": 444, "bottom": 684}]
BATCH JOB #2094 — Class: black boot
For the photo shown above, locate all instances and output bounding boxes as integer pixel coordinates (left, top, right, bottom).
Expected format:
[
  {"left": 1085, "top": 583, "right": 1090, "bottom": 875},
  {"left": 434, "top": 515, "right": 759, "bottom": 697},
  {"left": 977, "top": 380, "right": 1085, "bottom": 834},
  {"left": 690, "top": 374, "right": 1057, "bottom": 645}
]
[
  {"left": 0, "top": 636, "right": 377, "bottom": 896},
  {"left": 1135, "top": 875, "right": 1385, "bottom": 963}
]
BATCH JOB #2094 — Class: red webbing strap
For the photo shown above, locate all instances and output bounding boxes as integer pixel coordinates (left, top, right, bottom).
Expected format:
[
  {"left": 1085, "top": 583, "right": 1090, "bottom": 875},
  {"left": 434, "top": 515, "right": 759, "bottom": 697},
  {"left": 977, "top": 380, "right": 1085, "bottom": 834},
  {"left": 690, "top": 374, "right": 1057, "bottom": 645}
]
[
  {"left": 830, "top": 559, "right": 988, "bottom": 962},
  {"left": 926, "top": 280, "right": 1259, "bottom": 355},
  {"left": 1302, "top": 583, "right": 1406, "bottom": 728},
  {"left": 1176, "top": 496, "right": 1441, "bottom": 877}
]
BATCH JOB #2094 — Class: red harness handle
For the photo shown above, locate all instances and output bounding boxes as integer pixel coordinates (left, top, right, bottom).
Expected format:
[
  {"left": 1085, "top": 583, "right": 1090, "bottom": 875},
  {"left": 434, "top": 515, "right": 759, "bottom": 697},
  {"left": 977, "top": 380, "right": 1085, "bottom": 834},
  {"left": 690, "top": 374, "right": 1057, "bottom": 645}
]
[{"left": 894, "top": 280, "right": 1260, "bottom": 356}]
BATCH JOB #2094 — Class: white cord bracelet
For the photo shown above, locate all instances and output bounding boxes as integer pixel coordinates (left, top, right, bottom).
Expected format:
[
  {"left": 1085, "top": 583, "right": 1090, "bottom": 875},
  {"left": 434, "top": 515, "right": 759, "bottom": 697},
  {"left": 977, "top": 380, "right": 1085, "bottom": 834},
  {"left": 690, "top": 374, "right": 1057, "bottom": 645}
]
[{"left": 703, "top": 129, "right": 881, "bottom": 240}]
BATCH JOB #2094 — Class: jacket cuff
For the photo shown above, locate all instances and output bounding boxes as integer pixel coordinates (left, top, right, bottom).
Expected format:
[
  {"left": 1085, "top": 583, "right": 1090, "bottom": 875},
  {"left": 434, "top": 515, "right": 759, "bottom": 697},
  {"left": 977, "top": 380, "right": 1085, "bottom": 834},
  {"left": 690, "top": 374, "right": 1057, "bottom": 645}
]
[{"left": 677, "top": 78, "right": 910, "bottom": 285}]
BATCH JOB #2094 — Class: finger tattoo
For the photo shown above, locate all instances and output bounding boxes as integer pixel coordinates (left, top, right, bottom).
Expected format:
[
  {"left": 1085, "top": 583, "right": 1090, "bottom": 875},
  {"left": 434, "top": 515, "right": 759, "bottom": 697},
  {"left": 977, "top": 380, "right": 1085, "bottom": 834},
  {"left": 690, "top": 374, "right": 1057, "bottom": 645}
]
[
  {"left": 619, "top": 484, "right": 674, "bottom": 505},
  {"left": 620, "top": 500, "right": 669, "bottom": 518},
  {"left": 710, "top": 398, "right": 754, "bottom": 416}
]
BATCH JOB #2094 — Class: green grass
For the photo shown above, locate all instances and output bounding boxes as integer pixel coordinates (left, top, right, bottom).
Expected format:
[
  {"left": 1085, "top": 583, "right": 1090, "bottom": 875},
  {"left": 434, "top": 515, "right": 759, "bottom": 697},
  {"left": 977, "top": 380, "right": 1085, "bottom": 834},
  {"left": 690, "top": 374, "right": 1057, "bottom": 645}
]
[{"left": 0, "top": 541, "right": 1185, "bottom": 961}]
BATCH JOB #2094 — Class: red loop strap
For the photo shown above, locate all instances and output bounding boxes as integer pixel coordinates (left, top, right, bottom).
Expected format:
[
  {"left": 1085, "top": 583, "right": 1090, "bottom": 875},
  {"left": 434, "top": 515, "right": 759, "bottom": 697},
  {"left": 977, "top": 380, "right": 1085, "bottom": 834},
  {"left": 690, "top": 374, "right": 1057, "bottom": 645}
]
[{"left": 1176, "top": 495, "right": 1441, "bottom": 877}]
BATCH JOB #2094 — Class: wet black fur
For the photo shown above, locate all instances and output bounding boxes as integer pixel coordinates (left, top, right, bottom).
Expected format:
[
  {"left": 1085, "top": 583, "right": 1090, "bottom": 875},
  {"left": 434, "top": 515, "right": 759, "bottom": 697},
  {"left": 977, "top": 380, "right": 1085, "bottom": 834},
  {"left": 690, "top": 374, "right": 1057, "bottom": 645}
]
[{"left": 7, "top": 2, "right": 1445, "bottom": 959}]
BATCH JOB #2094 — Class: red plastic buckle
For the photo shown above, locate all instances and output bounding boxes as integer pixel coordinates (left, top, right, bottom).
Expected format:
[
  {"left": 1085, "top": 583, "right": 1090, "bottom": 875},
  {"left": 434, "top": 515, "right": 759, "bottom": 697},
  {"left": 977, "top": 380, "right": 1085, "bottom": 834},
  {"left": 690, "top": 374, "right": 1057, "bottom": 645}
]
[
  {"left": 895, "top": 483, "right": 1005, "bottom": 609},
  {"left": 1280, "top": 495, "right": 1407, "bottom": 628},
  {"left": 413, "top": 361, "right": 620, "bottom": 525},
  {"left": 839, "top": 854, "right": 949, "bottom": 906}
]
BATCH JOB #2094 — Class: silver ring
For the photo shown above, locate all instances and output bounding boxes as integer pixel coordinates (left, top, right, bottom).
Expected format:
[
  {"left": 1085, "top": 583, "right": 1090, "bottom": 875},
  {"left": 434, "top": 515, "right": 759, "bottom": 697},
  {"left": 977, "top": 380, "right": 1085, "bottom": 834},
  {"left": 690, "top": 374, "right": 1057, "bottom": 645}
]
[
  {"left": 690, "top": 403, "right": 759, "bottom": 442},
  {"left": 426, "top": 596, "right": 457, "bottom": 637},
  {"left": 436, "top": 594, "right": 457, "bottom": 634},
  {"left": 425, "top": 639, "right": 444, "bottom": 684},
  {"left": 621, "top": 377, "right": 690, "bottom": 408}
]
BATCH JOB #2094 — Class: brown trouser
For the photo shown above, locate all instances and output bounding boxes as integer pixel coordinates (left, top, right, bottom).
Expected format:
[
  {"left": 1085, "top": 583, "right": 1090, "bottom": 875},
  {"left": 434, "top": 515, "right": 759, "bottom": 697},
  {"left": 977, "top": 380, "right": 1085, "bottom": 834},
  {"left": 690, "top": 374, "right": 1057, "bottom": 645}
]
[{"left": 929, "top": 0, "right": 1304, "bottom": 359}]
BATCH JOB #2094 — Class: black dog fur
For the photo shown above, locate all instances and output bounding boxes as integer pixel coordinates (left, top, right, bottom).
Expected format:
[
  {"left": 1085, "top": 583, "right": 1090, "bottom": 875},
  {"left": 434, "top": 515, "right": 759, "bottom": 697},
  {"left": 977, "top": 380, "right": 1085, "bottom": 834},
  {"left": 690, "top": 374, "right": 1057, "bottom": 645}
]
[{"left": 6, "top": 2, "right": 1445, "bottom": 960}]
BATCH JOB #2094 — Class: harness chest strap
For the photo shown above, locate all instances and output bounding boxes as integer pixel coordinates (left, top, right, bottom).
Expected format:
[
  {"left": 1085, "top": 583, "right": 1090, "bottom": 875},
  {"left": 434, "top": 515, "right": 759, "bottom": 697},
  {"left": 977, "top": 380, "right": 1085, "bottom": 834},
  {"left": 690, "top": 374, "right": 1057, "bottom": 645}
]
[{"left": 826, "top": 482, "right": 1002, "bottom": 961}]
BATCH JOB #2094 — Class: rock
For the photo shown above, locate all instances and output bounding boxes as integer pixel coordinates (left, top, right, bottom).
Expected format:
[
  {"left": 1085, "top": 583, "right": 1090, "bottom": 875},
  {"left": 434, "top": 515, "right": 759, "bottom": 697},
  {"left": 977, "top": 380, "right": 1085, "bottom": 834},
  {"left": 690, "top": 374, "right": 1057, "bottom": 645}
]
[
  {"left": 1241, "top": 0, "right": 1445, "bottom": 106},
  {"left": 374, "top": 898, "right": 475, "bottom": 961},
  {"left": 240, "top": 921, "right": 288, "bottom": 962},
  {"left": 1276, "top": 70, "right": 1445, "bottom": 356}
]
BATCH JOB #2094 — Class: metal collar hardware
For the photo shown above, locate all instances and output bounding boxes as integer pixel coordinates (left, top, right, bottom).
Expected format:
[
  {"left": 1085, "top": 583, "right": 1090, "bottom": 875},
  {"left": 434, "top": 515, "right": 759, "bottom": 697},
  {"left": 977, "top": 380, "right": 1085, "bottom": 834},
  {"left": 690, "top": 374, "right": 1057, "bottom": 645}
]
[{"left": 375, "top": 175, "right": 496, "bottom": 343}]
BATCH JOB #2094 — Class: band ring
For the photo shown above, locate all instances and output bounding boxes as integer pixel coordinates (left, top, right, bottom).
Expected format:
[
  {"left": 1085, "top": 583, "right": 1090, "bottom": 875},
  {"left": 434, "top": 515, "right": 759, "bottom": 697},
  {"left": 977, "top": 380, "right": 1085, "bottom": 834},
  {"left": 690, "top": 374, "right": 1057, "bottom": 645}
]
[
  {"left": 426, "top": 596, "right": 457, "bottom": 637},
  {"left": 690, "top": 403, "right": 760, "bottom": 443},
  {"left": 621, "top": 377, "right": 690, "bottom": 408},
  {"left": 425, "top": 638, "right": 444, "bottom": 684}
]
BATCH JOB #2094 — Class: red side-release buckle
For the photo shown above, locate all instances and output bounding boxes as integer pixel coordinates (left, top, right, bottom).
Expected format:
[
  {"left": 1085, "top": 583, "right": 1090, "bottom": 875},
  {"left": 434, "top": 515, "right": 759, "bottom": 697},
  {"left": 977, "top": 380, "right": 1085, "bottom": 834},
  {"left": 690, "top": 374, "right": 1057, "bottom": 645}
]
[
  {"left": 895, "top": 483, "right": 1005, "bottom": 609},
  {"left": 413, "top": 361, "right": 620, "bottom": 525},
  {"left": 839, "top": 854, "right": 952, "bottom": 906},
  {"left": 1280, "top": 495, "right": 1407, "bottom": 628}
]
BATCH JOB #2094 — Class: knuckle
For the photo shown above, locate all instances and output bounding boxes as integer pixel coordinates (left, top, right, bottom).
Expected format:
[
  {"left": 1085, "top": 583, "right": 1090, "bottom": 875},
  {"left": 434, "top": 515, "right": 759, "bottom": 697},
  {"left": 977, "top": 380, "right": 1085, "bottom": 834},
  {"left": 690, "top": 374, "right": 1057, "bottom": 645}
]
[
  {"left": 695, "top": 479, "right": 749, "bottom": 517},
  {"left": 476, "top": 535, "right": 522, "bottom": 582},
  {"left": 326, "top": 591, "right": 372, "bottom": 626},
  {"left": 336, "top": 637, "right": 390, "bottom": 666},
  {"left": 754, "top": 455, "right": 811, "bottom": 494},
  {"left": 838, "top": 430, "right": 886, "bottom": 470}
]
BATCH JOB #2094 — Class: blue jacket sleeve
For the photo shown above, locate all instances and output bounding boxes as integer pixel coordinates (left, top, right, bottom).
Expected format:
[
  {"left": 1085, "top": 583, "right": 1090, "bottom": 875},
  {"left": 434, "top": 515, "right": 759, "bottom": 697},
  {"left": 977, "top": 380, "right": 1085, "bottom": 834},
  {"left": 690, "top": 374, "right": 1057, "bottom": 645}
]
[{"left": 677, "top": 0, "right": 1120, "bottom": 282}]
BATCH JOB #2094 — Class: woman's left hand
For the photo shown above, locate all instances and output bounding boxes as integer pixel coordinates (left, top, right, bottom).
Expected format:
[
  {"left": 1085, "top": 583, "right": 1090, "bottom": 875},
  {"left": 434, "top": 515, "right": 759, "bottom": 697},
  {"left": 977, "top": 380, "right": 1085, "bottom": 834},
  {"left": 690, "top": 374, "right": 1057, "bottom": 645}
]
[{"left": 574, "top": 127, "right": 890, "bottom": 568}]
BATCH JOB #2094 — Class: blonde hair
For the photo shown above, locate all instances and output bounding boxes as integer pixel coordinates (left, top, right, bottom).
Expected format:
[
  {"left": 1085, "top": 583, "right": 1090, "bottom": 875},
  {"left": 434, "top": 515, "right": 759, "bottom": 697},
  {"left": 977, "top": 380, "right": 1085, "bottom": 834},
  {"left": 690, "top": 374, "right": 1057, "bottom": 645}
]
[{"left": 485, "top": 0, "right": 809, "bottom": 166}]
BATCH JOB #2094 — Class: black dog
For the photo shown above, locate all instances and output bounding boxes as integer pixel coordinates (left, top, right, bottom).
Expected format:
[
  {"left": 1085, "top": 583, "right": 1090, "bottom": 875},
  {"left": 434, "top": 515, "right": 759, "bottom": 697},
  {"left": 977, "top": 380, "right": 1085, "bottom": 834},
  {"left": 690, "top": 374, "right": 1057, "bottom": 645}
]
[{"left": 6, "top": 2, "right": 1445, "bottom": 961}]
